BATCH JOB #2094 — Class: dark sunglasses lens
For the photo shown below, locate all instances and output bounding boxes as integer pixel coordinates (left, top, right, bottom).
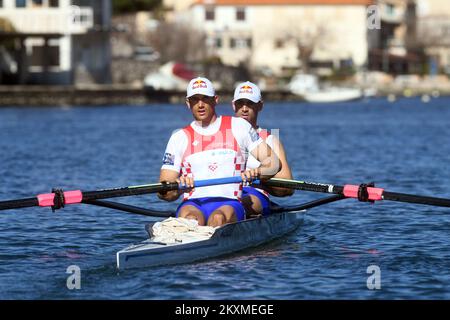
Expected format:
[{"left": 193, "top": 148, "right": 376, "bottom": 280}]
[
  {"left": 189, "top": 96, "right": 213, "bottom": 104},
  {"left": 236, "top": 100, "right": 255, "bottom": 108}
]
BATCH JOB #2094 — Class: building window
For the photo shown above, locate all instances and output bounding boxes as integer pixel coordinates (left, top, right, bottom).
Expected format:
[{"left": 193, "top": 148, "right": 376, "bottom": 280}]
[
  {"left": 31, "top": 45, "right": 60, "bottom": 67},
  {"left": 236, "top": 7, "right": 246, "bottom": 21},
  {"left": 16, "top": 0, "right": 26, "bottom": 7},
  {"left": 205, "top": 7, "right": 215, "bottom": 21},
  {"left": 49, "top": 0, "right": 59, "bottom": 7},
  {"left": 215, "top": 38, "right": 222, "bottom": 48},
  {"left": 275, "top": 39, "right": 285, "bottom": 49},
  {"left": 208, "top": 37, "right": 222, "bottom": 48},
  {"left": 308, "top": 60, "right": 334, "bottom": 69},
  {"left": 386, "top": 3, "right": 395, "bottom": 15},
  {"left": 230, "top": 38, "right": 252, "bottom": 49}
]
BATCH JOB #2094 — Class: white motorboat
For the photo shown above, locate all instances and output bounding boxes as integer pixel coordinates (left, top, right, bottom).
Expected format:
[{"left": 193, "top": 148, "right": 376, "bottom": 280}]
[
  {"left": 289, "top": 73, "right": 363, "bottom": 103},
  {"left": 303, "top": 87, "right": 363, "bottom": 103}
]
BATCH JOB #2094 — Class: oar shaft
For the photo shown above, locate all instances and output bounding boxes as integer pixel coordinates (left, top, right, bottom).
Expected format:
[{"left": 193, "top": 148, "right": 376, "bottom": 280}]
[
  {"left": 383, "top": 191, "right": 450, "bottom": 208},
  {"left": 83, "top": 200, "right": 175, "bottom": 217},
  {"left": 0, "top": 198, "right": 39, "bottom": 210},
  {"left": 81, "top": 183, "right": 178, "bottom": 201},
  {"left": 263, "top": 178, "right": 450, "bottom": 208},
  {"left": 81, "top": 177, "right": 246, "bottom": 201},
  {"left": 262, "top": 178, "right": 336, "bottom": 194}
]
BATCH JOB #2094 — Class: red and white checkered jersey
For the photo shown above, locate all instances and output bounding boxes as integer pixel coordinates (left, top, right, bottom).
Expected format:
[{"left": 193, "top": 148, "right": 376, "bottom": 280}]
[{"left": 161, "top": 116, "right": 263, "bottom": 200}]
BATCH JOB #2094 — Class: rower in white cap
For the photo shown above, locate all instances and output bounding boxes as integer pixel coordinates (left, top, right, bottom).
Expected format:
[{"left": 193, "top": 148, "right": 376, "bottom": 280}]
[
  {"left": 232, "top": 81, "right": 294, "bottom": 217},
  {"left": 157, "top": 77, "right": 281, "bottom": 227}
]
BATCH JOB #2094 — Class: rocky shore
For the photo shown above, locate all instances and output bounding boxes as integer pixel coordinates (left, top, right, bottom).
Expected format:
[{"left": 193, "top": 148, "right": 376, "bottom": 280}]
[{"left": 0, "top": 84, "right": 300, "bottom": 106}]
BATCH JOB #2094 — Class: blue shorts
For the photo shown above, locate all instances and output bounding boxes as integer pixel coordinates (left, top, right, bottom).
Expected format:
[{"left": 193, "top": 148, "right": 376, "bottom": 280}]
[
  {"left": 242, "top": 186, "right": 271, "bottom": 216},
  {"left": 176, "top": 197, "right": 246, "bottom": 222}
]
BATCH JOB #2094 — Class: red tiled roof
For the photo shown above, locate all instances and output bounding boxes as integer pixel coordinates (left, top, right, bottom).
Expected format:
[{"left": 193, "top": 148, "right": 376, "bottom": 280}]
[{"left": 194, "top": 0, "right": 374, "bottom": 5}]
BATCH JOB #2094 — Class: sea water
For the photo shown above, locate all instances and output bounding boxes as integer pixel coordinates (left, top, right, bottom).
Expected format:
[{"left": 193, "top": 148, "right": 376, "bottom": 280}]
[{"left": 0, "top": 97, "right": 449, "bottom": 299}]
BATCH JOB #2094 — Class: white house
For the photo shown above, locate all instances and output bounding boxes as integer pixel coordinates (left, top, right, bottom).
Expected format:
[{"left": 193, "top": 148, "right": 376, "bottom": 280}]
[
  {"left": 167, "top": 0, "right": 373, "bottom": 76},
  {"left": 416, "top": 0, "right": 450, "bottom": 74},
  {"left": 0, "top": 0, "right": 111, "bottom": 84}
]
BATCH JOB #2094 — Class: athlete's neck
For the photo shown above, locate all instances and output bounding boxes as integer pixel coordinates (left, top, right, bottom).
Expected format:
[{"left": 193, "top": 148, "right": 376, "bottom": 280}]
[
  {"left": 196, "top": 114, "right": 218, "bottom": 128},
  {"left": 250, "top": 116, "right": 258, "bottom": 129}
]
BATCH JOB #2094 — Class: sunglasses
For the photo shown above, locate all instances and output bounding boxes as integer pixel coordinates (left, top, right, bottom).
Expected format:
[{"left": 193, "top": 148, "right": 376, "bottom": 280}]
[
  {"left": 187, "top": 95, "right": 215, "bottom": 104},
  {"left": 234, "top": 99, "right": 258, "bottom": 108}
]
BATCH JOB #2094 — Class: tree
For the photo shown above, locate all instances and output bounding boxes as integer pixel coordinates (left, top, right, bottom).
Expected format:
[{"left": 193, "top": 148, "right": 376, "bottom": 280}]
[
  {"left": 0, "top": 17, "right": 15, "bottom": 33},
  {"left": 148, "top": 21, "right": 207, "bottom": 64},
  {"left": 0, "top": 17, "right": 16, "bottom": 49},
  {"left": 272, "top": 22, "right": 331, "bottom": 74}
]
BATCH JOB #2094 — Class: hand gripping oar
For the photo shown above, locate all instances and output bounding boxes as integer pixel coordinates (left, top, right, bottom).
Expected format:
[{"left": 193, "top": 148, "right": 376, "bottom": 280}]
[
  {"left": 0, "top": 176, "right": 250, "bottom": 212},
  {"left": 259, "top": 178, "right": 450, "bottom": 208}
]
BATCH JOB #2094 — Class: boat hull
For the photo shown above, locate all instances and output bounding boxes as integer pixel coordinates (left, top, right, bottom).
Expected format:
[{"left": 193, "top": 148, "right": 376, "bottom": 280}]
[
  {"left": 303, "top": 88, "right": 362, "bottom": 103},
  {"left": 116, "top": 212, "right": 301, "bottom": 270}
]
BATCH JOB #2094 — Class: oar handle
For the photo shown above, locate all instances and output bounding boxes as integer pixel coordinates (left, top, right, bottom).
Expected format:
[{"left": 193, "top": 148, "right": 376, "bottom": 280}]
[{"left": 192, "top": 176, "right": 260, "bottom": 188}]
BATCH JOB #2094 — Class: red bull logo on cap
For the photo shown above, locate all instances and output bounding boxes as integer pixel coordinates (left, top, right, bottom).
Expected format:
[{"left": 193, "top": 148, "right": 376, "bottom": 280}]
[
  {"left": 239, "top": 85, "right": 253, "bottom": 94},
  {"left": 192, "top": 80, "right": 207, "bottom": 90}
]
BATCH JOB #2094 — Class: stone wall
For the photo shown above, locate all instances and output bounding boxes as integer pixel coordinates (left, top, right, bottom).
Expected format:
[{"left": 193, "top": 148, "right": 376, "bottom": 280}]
[{"left": 111, "top": 58, "right": 158, "bottom": 85}]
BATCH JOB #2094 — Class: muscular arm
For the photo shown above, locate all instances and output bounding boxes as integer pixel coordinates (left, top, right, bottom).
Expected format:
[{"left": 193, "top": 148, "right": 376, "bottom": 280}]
[
  {"left": 264, "top": 137, "right": 294, "bottom": 197},
  {"left": 157, "top": 169, "right": 182, "bottom": 202},
  {"left": 250, "top": 141, "right": 281, "bottom": 180},
  {"left": 158, "top": 129, "right": 186, "bottom": 202}
]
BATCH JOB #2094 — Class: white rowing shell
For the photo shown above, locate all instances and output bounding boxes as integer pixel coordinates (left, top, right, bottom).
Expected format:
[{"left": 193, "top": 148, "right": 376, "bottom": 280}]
[{"left": 116, "top": 212, "right": 301, "bottom": 270}]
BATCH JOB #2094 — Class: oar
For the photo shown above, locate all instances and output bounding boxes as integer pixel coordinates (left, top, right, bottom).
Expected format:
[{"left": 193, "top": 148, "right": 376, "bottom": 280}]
[
  {"left": 0, "top": 176, "right": 246, "bottom": 211},
  {"left": 83, "top": 200, "right": 176, "bottom": 217},
  {"left": 259, "top": 178, "right": 450, "bottom": 208},
  {"left": 270, "top": 194, "right": 346, "bottom": 213}
]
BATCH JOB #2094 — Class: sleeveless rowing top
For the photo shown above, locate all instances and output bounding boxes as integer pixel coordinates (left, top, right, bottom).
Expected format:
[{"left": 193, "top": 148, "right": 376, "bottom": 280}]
[{"left": 180, "top": 116, "right": 246, "bottom": 200}]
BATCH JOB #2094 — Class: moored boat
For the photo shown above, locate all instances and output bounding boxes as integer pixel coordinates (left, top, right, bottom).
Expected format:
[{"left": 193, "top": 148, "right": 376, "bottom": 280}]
[
  {"left": 116, "top": 211, "right": 301, "bottom": 270},
  {"left": 303, "top": 87, "right": 363, "bottom": 103},
  {"left": 288, "top": 73, "right": 363, "bottom": 103}
]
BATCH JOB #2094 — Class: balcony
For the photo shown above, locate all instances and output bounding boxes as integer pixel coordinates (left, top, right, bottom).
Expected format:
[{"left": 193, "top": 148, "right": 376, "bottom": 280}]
[{"left": 0, "top": 7, "right": 93, "bottom": 35}]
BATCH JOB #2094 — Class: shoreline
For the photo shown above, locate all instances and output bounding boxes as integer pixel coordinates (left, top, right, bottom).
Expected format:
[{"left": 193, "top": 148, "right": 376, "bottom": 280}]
[{"left": 1, "top": 84, "right": 449, "bottom": 107}]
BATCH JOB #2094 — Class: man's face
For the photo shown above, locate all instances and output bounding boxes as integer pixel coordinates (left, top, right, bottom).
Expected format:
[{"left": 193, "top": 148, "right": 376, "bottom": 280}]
[
  {"left": 186, "top": 94, "right": 218, "bottom": 123},
  {"left": 234, "top": 99, "right": 262, "bottom": 126}
]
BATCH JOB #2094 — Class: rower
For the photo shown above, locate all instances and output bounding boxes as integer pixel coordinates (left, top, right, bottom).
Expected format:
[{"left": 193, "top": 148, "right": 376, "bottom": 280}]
[
  {"left": 157, "top": 77, "right": 280, "bottom": 227},
  {"left": 232, "top": 81, "right": 294, "bottom": 218}
]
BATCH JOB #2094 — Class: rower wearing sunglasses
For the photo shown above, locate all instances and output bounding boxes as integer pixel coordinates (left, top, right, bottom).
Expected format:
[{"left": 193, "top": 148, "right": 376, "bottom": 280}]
[{"left": 232, "top": 81, "right": 294, "bottom": 218}]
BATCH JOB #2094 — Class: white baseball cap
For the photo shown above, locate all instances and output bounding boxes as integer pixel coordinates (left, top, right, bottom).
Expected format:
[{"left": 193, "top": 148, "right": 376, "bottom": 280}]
[
  {"left": 233, "top": 81, "right": 262, "bottom": 103},
  {"left": 186, "top": 77, "right": 215, "bottom": 98}
]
